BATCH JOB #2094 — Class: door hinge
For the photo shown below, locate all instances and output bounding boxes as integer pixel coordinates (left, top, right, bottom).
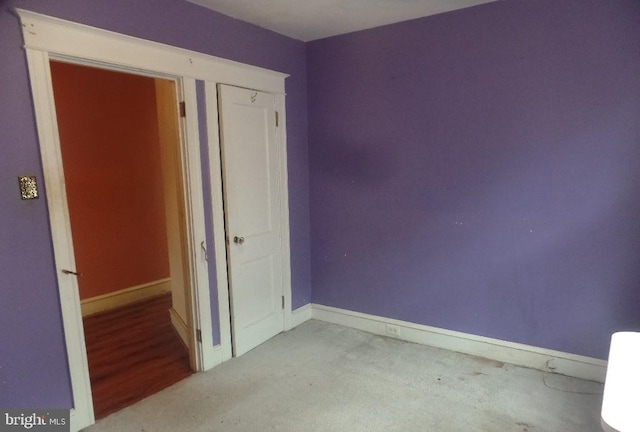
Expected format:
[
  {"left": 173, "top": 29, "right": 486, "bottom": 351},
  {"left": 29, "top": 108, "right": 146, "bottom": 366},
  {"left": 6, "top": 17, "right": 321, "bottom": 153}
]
[
  {"left": 281, "top": 296, "right": 285, "bottom": 310},
  {"left": 275, "top": 111, "right": 279, "bottom": 127},
  {"left": 196, "top": 329, "right": 202, "bottom": 343},
  {"left": 179, "top": 101, "right": 186, "bottom": 118}
]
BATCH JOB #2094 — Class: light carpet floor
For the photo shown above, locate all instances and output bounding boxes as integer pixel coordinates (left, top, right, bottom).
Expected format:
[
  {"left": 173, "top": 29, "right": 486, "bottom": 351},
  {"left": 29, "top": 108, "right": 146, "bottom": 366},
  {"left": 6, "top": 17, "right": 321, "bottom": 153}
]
[{"left": 85, "top": 319, "right": 604, "bottom": 432}]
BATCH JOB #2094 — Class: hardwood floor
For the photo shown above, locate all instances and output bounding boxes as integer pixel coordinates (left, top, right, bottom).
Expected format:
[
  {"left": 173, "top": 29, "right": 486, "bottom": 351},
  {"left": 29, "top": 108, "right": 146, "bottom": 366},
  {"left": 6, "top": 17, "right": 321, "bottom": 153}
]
[{"left": 83, "top": 293, "right": 193, "bottom": 419}]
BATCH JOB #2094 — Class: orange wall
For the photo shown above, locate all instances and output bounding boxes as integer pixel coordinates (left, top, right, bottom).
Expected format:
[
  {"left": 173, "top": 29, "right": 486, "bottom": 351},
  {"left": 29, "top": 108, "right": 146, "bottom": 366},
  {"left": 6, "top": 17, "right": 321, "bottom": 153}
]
[{"left": 50, "top": 61, "right": 170, "bottom": 300}]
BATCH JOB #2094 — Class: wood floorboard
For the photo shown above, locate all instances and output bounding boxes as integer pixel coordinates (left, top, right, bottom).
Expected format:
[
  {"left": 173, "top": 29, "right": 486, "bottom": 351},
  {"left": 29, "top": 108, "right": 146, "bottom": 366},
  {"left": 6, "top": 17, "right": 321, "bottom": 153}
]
[{"left": 83, "top": 293, "right": 193, "bottom": 419}]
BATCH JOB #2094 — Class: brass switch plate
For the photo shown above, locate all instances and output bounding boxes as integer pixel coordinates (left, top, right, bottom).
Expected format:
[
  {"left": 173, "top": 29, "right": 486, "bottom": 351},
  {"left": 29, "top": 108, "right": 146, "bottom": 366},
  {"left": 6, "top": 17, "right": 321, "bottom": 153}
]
[{"left": 19, "top": 175, "right": 39, "bottom": 200}]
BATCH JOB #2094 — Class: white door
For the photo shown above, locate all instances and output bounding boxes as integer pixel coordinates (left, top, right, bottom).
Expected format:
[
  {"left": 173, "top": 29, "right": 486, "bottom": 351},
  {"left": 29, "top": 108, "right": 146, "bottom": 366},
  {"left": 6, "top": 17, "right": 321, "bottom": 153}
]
[{"left": 218, "top": 84, "right": 284, "bottom": 356}]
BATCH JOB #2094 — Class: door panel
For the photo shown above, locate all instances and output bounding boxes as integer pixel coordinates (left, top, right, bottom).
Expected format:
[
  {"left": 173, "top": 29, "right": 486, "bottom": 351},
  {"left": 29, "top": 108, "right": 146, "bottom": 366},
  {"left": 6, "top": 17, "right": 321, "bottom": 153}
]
[
  {"left": 218, "top": 84, "right": 283, "bottom": 357},
  {"left": 232, "top": 106, "right": 273, "bottom": 236},
  {"left": 236, "top": 255, "right": 275, "bottom": 324}
]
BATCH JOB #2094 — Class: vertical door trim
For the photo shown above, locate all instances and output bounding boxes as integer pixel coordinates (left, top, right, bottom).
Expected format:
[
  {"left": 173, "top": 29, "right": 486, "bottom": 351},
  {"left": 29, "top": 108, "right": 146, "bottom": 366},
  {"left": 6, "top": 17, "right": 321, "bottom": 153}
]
[
  {"left": 180, "top": 79, "right": 216, "bottom": 368},
  {"left": 204, "top": 84, "right": 233, "bottom": 361},
  {"left": 24, "top": 48, "right": 94, "bottom": 432},
  {"left": 276, "top": 93, "right": 294, "bottom": 332}
]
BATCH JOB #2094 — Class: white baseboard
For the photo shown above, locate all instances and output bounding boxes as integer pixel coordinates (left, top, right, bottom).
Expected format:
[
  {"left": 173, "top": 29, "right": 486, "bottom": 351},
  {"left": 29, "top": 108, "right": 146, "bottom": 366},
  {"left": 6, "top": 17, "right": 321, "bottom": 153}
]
[
  {"left": 81, "top": 278, "right": 171, "bottom": 317},
  {"left": 311, "top": 304, "right": 607, "bottom": 383},
  {"left": 169, "top": 307, "right": 190, "bottom": 348},
  {"left": 291, "top": 303, "right": 313, "bottom": 328}
]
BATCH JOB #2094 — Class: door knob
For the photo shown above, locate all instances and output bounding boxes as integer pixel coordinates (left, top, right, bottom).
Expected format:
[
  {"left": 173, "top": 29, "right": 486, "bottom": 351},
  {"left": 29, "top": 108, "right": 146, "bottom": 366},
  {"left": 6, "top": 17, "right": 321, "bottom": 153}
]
[
  {"left": 233, "top": 236, "right": 245, "bottom": 245},
  {"left": 62, "top": 269, "right": 82, "bottom": 276}
]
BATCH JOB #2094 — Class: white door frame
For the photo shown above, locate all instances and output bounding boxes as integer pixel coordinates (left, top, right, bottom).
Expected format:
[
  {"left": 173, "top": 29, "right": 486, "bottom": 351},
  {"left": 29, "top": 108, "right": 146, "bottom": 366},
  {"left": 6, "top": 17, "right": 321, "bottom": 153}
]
[{"left": 18, "top": 9, "right": 292, "bottom": 432}]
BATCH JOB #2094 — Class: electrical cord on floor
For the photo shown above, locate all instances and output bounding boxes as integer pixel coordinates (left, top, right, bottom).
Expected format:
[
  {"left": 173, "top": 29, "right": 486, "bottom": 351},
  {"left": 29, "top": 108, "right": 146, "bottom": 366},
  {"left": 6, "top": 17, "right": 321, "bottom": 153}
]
[{"left": 541, "top": 372, "right": 604, "bottom": 395}]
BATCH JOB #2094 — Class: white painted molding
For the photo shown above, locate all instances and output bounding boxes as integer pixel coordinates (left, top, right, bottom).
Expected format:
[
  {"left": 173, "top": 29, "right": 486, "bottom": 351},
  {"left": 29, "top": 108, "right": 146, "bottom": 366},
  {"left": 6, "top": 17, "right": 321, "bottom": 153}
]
[
  {"left": 179, "top": 77, "right": 216, "bottom": 373},
  {"left": 25, "top": 48, "right": 95, "bottom": 432},
  {"left": 16, "top": 9, "right": 287, "bottom": 94},
  {"left": 311, "top": 304, "right": 607, "bottom": 383},
  {"left": 169, "top": 307, "right": 190, "bottom": 348},
  {"left": 291, "top": 304, "right": 313, "bottom": 328},
  {"left": 277, "top": 94, "right": 294, "bottom": 332},
  {"left": 80, "top": 279, "right": 171, "bottom": 317},
  {"left": 204, "top": 82, "right": 233, "bottom": 365}
]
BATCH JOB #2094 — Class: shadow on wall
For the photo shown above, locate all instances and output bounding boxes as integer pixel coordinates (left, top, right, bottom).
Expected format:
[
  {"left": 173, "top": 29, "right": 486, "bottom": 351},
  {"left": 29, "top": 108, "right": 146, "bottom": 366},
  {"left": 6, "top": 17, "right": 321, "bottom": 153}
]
[{"left": 314, "top": 140, "right": 400, "bottom": 189}]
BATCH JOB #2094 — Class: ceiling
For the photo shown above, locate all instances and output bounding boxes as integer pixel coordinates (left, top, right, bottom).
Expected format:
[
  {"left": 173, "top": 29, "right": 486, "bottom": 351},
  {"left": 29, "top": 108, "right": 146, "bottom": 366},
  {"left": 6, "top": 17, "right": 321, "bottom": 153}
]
[{"left": 186, "top": 0, "right": 498, "bottom": 42}]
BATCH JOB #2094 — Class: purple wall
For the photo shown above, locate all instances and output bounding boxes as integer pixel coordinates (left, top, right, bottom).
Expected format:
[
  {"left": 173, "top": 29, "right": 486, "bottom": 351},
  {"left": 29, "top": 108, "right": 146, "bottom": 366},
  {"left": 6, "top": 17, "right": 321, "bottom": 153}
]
[
  {"left": 308, "top": 0, "right": 640, "bottom": 359},
  {"left": 3, "top": 0, "right": 639, "bottom": 413},
  {"left": 0, "top": 0, "right": 310, "bottom": 409}
]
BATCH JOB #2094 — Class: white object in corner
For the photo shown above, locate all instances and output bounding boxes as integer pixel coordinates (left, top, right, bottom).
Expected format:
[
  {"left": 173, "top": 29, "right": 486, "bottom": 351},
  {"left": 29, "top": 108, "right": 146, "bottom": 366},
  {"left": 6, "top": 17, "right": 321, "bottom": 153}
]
[
  {"left": 601, "top": 332, "right": 640, "bottom": 432},
  {"left": 310, "top": 304, "right": 607, "bottom": 383}
]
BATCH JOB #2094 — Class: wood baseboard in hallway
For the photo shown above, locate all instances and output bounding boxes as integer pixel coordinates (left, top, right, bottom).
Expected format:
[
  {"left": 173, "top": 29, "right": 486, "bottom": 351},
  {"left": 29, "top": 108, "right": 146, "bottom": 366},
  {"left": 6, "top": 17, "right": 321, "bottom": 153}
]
[{"left": 83, "top": 293, "right": 193, "bottom": 419}]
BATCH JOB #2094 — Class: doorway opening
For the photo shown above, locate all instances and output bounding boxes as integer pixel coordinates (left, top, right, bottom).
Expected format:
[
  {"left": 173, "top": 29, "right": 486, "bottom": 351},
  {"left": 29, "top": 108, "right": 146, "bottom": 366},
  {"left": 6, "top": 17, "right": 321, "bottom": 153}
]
[{"left": 49, "top": 61, "right": 195, "bottom": 418}]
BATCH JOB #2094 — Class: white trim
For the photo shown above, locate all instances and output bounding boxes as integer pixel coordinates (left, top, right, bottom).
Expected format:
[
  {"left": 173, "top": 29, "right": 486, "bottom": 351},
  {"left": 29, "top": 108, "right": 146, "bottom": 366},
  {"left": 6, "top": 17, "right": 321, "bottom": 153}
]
[
  {"left": 179, "top": 78, "right": 216, "bottom": 372},
  {"left": 311, "top": 304, "right": 608, "bottom": 383},
  {"left": 277, "top": 95, "right": 294, "bottom": 332},
  {"left": 16, "top": 9, "right": 286, "bottom": 94},
  {"left": 204, "top": 83, "right": 233, "bottom": 364},
  {"left": 80, "top": 279, "right": 171, "bottom": 317},
  {"left": 24, "top": 48, "right": 94, "bottom": 432},
  {"left": 169, "top": 307, "right": 190, "bottom": 348},
  {"left": 291, "top": 304, "right": 313, "bottom": 328}
]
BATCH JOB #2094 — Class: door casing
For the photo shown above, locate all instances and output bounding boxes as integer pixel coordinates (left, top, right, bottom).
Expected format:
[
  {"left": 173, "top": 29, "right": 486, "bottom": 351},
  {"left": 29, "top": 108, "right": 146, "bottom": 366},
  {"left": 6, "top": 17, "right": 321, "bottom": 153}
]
[{"left": 18, "top": 9, "right": 292, "bottom": 432}]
